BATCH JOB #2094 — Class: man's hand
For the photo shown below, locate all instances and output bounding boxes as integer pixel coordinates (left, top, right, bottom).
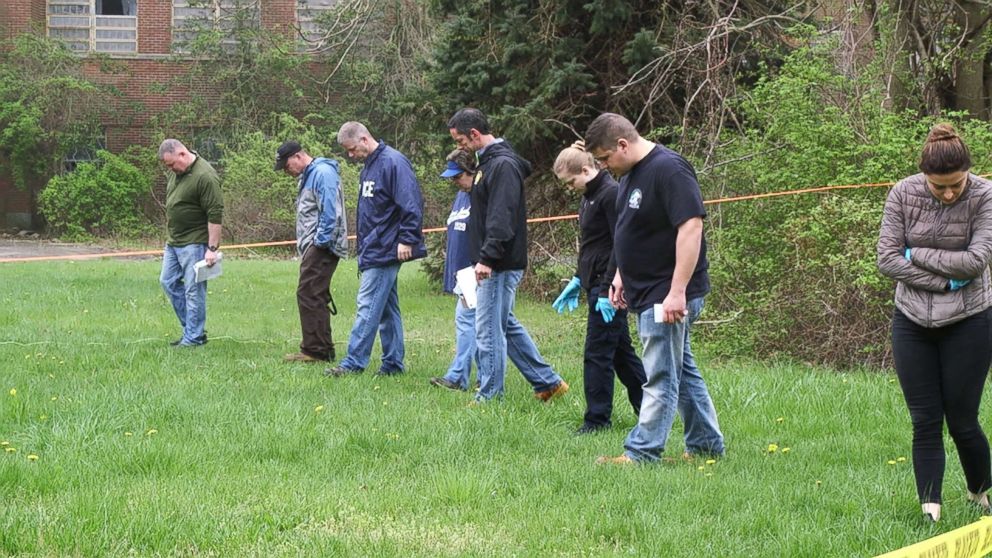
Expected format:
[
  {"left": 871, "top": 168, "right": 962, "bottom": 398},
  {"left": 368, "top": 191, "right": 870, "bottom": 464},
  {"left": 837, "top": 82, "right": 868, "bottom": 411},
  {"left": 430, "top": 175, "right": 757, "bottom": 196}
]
[
  {"left": 475, "top": 262, "right": 492, "bottom": 283},
  {"left": 660, "top": 291, "right": 688, "bottom": 324},
  {"left": 205, "top": 249, "right": 218, "bottom": 267},
  {"left": 397, "top": 243, "right": 412, "bottom": 261},
  {"left": 609, "top": 269, "right": 626, "bottom": 310}
]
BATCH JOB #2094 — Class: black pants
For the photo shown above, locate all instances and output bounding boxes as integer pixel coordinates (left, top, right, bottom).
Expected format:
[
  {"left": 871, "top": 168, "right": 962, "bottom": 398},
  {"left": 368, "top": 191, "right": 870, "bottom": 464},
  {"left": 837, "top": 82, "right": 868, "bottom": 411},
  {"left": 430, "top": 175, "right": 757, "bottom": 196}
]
[
  {"left": 582, "top": 287, "right": 647, "bottom": 427},
  {"left": 892, "top": 307, "right": 992, "bottom": 504},
  {"left": 297, "top": 246, "right": 339, "bottom": 361}
]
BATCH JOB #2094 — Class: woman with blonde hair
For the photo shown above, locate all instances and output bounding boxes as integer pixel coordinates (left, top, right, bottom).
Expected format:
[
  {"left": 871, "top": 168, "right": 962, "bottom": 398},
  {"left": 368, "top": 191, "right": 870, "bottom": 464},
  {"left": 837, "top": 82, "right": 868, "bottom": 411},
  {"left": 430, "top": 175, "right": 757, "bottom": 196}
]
[
  {"left": 552, "top": 141, "right": 646, "bottom": 434},
  {"left": 878, "top": 123, "right": 992, "bottom": 522}
]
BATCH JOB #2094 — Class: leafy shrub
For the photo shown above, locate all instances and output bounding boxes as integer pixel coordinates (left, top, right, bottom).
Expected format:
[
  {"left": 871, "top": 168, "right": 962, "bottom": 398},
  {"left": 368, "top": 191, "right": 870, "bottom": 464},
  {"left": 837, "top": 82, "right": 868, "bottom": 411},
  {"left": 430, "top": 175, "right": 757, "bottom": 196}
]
[
  {"left": 695, "top": 34, "right": 992, "bottom": 369},
  {"left": 38, "top": 149, "right": 153, "bottom": 240}
]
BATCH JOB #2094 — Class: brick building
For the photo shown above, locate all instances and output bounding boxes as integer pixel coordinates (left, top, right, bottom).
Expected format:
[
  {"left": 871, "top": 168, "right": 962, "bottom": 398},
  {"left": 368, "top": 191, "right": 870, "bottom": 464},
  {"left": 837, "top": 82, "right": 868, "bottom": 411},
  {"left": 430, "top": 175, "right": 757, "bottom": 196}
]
[{"left": 0, "top": 0, "right": 335, "bottom": 229}]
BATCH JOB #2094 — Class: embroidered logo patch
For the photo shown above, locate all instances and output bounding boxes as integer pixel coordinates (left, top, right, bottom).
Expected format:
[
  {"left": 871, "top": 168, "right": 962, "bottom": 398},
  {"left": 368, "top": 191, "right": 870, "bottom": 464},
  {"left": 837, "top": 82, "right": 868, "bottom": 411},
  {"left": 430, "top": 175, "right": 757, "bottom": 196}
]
[
  {"left": 474, "top": 171, "right": 483, "bottom": 185},
  {"left": 628, "top": 188, "right": 642, "bottom": 209}
]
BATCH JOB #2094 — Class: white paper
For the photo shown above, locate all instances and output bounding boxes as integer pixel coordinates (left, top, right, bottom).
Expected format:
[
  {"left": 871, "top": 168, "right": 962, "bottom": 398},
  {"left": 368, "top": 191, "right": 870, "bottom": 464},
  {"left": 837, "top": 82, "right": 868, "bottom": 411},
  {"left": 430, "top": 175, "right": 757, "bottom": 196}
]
[
  {"left": 194, "top": 251, "right": 223, "bottom": 283},
  {"left": 455, "top": 266, "right": 477, "bottom": 309},
  {"left": 654, "top": 303, "right": 687, "bottom": 323}
]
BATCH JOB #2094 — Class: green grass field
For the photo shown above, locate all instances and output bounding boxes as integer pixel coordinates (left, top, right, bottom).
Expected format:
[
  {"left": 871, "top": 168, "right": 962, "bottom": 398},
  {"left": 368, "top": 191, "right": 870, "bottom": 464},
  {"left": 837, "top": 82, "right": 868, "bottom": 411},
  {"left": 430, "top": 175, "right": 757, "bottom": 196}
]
[{"left": 0, "top": 258, "right": 984, "bottom": 556}]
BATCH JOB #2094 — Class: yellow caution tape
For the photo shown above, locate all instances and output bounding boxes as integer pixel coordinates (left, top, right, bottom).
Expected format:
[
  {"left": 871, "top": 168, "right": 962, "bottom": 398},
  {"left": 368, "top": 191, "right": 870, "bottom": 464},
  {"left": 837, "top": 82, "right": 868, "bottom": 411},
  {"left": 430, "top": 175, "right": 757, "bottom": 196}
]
[{"left": 875, "top": 517, "right": 992, "bottom": 558}]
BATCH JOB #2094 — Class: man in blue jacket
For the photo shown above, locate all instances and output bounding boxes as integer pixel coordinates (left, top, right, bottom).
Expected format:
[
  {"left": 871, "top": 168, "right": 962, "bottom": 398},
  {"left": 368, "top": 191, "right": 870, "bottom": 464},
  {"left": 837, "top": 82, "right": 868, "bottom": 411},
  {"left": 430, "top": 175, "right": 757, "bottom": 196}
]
[
  {"left": 447, "top": 108, "right": 568, "bottom": 402},
  {"left": 275, "top": 140, "right": 348, "bottom": 363},
  {"left": 327, "top": 122, "right": 427, "bottom": 377}
]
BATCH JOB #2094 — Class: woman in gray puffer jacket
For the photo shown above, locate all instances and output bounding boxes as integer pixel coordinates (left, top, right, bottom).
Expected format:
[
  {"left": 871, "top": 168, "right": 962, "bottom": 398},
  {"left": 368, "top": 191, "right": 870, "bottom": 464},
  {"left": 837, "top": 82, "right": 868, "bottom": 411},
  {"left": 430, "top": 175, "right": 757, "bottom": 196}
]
[{"left": 878, "top": 123, "right": 992, "bottom": 523}]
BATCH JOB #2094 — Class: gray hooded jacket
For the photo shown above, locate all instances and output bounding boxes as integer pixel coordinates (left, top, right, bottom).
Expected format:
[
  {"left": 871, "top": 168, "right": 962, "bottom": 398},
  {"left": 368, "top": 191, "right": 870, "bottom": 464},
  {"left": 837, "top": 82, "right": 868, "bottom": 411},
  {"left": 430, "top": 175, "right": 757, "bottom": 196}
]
[{"left": 877, "top": 173, "right": 992, "bottom": 328}]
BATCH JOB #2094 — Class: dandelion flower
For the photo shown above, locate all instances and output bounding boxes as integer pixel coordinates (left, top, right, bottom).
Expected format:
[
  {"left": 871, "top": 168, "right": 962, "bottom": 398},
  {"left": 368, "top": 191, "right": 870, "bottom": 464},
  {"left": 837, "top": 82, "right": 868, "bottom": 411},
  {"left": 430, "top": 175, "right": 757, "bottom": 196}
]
[
  {"left": 775, "top": 417, "right": 784, "bottom": 423},
  {"left": 51, "top": 396, "right": 58, "bottom": 401},
  {"left": 146, "top": 429, "right": 158, "bottom": 436},
  {"left": 0, "top": 441, "right": 8, "bottom": 446},
  {"left": 697, "top": 465, "right": 705, "bottom": 471},
  {"left": 767, "top": 443, "right": 779, "bottom": 453},
  {"left": 124, "top": 432, "right": 133, "bottom": 437},
  {"left": 5, "top": 447, "right": 16, "bottom": 453},
  {"left": 887, "top": 460, "right": 897, "bottom": 465},
  {"left": 27, "top": 454, "right": 38, "bottom": 461},
  {"left": 38, "top": 415, "right": 47, "bottom": 421},
  {"left": 816, "top": 480, "right": 822, "bottom": 486},
  {"left": 314, "top": 405, "right": 325, "bottom": 413},
  {"left": 8, "top": 388, "right": 15, "bottom": 396},
  {"left": 705, "top": 459, "right": 717, "bottom": 465},
  {"left": 782, "top": 447, "right": 791, "bottom": 453},
  {"left": 897, "top": 457, "right": 907, "bottom": 462}
]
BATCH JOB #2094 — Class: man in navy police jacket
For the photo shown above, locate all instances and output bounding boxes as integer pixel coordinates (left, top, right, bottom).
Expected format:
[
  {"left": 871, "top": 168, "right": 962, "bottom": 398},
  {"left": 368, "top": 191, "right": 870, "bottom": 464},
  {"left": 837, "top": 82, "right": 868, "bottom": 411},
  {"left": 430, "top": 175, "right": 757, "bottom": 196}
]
[{"left": 326, "top": 121, "right": 427, "bottom": 377}]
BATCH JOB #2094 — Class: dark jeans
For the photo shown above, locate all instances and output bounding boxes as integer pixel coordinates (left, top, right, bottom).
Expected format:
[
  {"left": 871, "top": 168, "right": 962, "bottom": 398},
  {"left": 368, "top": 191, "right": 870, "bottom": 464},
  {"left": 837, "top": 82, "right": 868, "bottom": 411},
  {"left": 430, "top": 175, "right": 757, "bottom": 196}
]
[
  {"left": 582, "top": 287, "right": 646, "bottom": 427},
  {"left": 892, "top": 307, "right": 992, "bottom": 504},
  {"left": 297, "top": 246, "right": 339, "bottom": 361}
]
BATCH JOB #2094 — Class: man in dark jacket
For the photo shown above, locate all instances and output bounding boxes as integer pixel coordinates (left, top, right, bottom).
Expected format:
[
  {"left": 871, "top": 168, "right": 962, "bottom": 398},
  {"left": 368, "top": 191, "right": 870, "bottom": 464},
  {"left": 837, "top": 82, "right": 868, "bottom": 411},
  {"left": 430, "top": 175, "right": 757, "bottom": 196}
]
[
  {"left": 447, "top": 108, "right": 568, "bottom": 402},
  {"left": 275, "top": 140, "right": 348, "bottom": 364},
  {"left": 327, "top": 122, "right": 427, "bottom": 377}
]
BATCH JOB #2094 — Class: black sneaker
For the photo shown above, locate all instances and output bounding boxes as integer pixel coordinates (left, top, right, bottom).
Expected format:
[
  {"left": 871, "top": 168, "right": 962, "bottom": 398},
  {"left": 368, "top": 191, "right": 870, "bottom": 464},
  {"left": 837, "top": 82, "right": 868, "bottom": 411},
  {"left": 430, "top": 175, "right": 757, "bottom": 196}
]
[
  {"left": 323, "top": 366, "right": 363, "bottom": 378},
  {"left": 429, "top": 377, "right": 465, "bottom": 391},
  {"left": 575, "top": 423, "right": 610, "bottom": 435},
  {"left": 375, "top": 368, "right": 404, "bottom": 377}
]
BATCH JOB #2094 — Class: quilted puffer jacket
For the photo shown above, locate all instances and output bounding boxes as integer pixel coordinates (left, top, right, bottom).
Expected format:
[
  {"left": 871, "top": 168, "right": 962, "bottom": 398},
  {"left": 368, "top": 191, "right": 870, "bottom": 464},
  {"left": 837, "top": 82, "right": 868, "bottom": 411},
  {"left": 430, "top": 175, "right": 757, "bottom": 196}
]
[{"left": 877, "top": 173, "right": 992, "bottom": 328}]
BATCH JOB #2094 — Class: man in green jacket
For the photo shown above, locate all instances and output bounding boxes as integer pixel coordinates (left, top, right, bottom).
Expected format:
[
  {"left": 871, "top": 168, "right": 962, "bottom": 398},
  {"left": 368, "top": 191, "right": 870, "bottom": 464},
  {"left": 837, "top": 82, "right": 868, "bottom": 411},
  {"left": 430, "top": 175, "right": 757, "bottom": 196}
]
[{"left": 158, "top": 139, "right": 224, "bottom": 347}]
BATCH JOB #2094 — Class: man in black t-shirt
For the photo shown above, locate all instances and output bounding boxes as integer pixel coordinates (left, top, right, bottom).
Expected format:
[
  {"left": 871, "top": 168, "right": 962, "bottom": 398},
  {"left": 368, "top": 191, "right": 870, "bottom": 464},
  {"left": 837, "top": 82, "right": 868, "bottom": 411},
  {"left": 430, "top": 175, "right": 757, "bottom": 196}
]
[{"left": 585, "top": 113, "right": 725, "bottom": 465}]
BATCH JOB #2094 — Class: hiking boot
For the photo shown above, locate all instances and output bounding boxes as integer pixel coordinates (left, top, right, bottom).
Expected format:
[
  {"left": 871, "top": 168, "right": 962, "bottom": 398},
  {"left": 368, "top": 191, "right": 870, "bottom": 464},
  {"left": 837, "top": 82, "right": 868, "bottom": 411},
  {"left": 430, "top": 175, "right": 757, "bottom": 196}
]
[
  {"left": 375, "top": 368, "right": 404, "bottom": 377},
  {"left": 430, "top": 377, "right": 465, "bottom": 391},
  {"left": 324, "top": 366, "right": 363, "bottom": 378},
  {"left": 534, "top": 381, "right": 569, "bottom": 402},
  {"left": 283, "top": 352, "right": 325, "bottom": 363},
  {"left": 595, "top": 454, "right": 635, "bottom": 466}
]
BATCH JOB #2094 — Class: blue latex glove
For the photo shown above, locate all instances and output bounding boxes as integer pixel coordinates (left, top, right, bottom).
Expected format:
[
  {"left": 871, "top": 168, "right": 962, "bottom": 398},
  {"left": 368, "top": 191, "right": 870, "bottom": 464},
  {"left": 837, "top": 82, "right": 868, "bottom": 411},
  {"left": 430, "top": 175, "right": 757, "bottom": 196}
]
[
  {"left": 904, "top": 247, "right": 911, "bottom": 260},
  {"left": 552, "top": 276, "right": 582, "bottom": 313},
  {"left": 949, "top": 279, "right": 971, "bottom": 291},
  {"left": 595, "top": 297, "right": 616, "bottom": 323}
]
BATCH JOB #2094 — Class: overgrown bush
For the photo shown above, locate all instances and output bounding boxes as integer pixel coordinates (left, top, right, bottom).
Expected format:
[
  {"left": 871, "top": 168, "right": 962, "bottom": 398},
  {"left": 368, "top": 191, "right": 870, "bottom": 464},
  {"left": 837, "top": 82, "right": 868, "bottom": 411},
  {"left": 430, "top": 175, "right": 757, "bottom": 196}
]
[
  {"left": 38, "top": 149, "right": 153, "bottom": 241},
  {"left": 696, "top": 33, "right": 992, "bottom": 369}
]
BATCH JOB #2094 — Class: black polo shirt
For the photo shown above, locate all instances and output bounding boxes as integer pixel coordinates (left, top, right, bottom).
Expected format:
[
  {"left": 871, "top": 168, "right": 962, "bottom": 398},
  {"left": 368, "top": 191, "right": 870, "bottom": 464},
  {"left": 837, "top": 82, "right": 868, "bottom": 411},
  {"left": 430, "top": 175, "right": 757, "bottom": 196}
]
[{"left": 614, "top": 145, "right": 710, "bottom": 314}]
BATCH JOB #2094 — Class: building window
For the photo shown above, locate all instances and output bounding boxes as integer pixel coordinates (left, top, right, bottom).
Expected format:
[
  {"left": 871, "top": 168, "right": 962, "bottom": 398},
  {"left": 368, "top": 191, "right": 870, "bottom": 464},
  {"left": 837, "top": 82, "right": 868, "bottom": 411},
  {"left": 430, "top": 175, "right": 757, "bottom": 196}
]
[
  {"left": 47, "top": 0, "right": 137, "bottom": 54},
  {"left": 172, "top": 0, "right": 260, "bottom": 53},
  {"left": 296, "top": 0, "right": 338, "bottom": 48},
  {"left": 63, "top": 135, "right": 107, "bottom": 173}
]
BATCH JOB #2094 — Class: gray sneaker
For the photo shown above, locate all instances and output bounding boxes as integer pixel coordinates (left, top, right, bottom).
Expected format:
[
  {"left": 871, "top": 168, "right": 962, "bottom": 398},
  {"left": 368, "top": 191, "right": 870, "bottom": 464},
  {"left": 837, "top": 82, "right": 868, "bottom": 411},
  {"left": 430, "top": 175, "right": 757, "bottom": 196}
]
[{"left": 323, "top": 366, "right": 363, "bottom": 378}]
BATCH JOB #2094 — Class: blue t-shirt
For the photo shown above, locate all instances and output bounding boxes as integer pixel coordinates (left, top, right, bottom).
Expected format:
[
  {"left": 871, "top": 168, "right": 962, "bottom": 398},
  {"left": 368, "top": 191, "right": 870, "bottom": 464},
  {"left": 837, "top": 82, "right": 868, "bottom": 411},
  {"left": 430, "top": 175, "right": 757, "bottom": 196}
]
[
  {"left": 614, "top": 145, "right": 710, "bottom": 314},
  {"left": 443, "top": 191, "right": 472, "bottom": 293}
]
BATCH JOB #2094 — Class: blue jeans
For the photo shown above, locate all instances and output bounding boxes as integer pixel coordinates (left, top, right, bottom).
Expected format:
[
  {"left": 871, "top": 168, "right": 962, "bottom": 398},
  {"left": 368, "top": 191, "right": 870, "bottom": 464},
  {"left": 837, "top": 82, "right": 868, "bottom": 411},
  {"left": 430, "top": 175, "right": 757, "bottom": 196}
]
[
  {"left": 160, "top": 243, "right": 207, "bottom": 346},
  {"left": 339, "top": 263, "right": 404, "bottom": 371},
  {"left": 475, "top": 269, "right": 562, "bottom": 401},
  {"left": 442, "top": 298, "right": 477, "bottom": 389},
  {"left": 624, "top": 297, "right": 724, "bottom": 461}
]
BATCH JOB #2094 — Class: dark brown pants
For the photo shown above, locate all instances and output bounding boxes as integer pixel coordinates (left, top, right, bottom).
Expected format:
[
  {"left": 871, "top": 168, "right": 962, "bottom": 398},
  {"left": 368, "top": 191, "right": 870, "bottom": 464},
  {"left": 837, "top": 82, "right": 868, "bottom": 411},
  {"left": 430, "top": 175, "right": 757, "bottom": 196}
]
[{"left": 297, "top": 245, "right": 339, "bottom": 361}]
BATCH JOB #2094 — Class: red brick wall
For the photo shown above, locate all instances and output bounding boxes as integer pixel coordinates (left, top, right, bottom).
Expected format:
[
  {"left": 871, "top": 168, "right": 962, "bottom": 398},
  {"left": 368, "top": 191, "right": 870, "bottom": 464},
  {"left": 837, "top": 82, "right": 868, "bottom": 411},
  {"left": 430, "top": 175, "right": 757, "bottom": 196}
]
[{"left": 0, "top": 0, "right": 306, "bottom": 227}]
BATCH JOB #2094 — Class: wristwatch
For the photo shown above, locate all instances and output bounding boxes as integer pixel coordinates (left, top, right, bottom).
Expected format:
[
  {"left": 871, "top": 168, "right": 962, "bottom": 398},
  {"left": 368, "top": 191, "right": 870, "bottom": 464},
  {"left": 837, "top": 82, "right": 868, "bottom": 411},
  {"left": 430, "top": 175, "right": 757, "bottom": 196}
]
[{"left": 208, "top": 245, "right": 219, "bottom": 252}]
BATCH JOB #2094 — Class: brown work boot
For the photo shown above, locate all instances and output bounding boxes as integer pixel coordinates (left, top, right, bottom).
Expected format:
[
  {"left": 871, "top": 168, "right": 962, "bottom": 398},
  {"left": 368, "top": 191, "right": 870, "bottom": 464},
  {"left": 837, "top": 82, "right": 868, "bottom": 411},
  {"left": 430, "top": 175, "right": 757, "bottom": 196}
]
[
  {"left": 283, "top": 352, "right": 324, "bottom": 363},
  {"left": 534, "top": 381, "right": 569, "bottom": 402}
]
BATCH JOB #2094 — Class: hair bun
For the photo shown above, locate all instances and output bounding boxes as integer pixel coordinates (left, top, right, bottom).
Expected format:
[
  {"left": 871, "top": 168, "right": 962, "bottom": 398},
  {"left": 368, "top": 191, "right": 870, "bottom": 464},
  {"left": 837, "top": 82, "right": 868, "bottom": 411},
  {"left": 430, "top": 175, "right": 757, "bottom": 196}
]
[
  {"left": 570, "top": 140, "right": 586, "bottom": 151},
  {"left": 927, "top": 123, "right": 959, "bottom": 143}
]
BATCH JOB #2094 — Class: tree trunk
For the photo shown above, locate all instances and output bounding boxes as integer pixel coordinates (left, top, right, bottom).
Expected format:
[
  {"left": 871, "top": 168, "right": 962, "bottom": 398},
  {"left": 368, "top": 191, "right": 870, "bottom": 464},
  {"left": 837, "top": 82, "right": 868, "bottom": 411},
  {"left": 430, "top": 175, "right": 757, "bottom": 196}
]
[
  {"left": 954, "top": 0, "right": 989, "bottom": 119},
  {"left": 880, "top": 0, "right": 913, "bottom": 111}
]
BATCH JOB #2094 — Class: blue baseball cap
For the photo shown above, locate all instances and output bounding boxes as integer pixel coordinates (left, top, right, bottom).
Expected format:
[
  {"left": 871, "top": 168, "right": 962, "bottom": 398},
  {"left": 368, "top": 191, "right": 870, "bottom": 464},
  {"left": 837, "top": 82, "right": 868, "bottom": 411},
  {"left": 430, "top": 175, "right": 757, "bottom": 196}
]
[{"left": 439, "top": 160, "right": 464, "bottom": 178}]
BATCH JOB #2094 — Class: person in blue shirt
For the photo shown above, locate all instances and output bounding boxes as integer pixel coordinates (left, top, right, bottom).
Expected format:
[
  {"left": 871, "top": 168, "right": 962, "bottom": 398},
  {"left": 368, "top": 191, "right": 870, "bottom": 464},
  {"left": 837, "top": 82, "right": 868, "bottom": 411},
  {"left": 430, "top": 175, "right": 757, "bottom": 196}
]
[
  {"left": 275, "top": 140, "right": 348, "bottom": 364},
  {"left": 326, "top": 122, "right": 427, "bottom": 377},
  {"left": 430, "top": 149, "right": 480, "bottom": 391}
]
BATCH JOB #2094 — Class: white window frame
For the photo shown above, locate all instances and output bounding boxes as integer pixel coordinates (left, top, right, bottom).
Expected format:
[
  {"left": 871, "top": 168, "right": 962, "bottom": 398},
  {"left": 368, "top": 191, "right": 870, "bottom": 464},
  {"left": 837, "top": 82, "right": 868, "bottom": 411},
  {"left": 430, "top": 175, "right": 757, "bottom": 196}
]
[
  {"left": 47, "top": 0, "right": 138, "bottom": 54},
  {"left": 172, "top": 0, "right": 260, "bottom": 53}
]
